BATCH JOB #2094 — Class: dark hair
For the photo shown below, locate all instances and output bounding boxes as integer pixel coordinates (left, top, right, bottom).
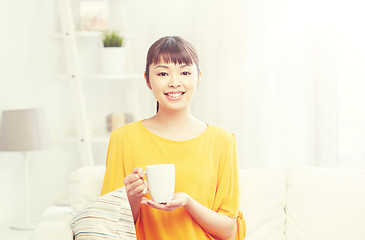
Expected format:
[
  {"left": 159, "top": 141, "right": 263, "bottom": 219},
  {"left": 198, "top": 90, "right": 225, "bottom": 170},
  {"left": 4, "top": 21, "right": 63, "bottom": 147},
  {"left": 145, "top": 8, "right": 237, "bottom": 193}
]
[{"left": 145, "top": 36, "right": 200, "bottom": 112}]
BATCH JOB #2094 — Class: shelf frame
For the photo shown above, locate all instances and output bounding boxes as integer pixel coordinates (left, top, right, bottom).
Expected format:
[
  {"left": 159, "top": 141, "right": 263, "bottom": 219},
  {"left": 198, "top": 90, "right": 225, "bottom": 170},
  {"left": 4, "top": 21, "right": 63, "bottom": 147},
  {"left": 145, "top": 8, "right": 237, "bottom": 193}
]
[
  {"left": 53, "top": 73, "right": 143, "bottom": 81},
  {"left": 58, "top": 0, "right": 94, "bottom": 166}
]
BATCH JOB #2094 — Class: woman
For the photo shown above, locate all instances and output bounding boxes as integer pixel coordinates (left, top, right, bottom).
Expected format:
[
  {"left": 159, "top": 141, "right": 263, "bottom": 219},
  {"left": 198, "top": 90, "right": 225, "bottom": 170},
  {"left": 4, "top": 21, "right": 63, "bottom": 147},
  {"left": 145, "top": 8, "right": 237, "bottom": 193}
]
[{"left": 101, "top": 36, "right": 245, "bottom": 239}]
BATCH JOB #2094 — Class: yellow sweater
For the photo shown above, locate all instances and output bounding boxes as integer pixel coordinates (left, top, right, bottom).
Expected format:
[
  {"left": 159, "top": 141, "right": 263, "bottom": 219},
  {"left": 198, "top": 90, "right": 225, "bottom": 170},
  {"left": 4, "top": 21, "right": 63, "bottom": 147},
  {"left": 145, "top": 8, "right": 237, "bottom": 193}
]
[{"left": 101, "top": 121, "right": 246, "bottom": 239}]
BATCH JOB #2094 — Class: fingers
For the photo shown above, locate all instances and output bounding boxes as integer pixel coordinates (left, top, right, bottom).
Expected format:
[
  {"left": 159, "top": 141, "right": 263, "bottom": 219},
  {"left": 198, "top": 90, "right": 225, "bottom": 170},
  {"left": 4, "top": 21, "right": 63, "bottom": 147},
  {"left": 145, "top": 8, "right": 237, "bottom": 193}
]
[
  {"left": 142, "top": 179, "right": 148, "bottom": 194},
  {"left": 133, "top": 167, "right": 145, "bottom": 179},
  {"left": 145, "top": 199, "right": 183, "bottom": 211},
  {"left": 128, "top": 179, "right": 145, "bottom": 194},
  {"left": 144, "top": 192, "right": 188, "bottom": 211},
  {"left": 141, "top": 197, "right": 149, "bottom": 205},
  {"left": 124, "top": 168, "right": 145, "bottom": 185},
  {"left": 124, "top": 167, "right": 147, "bottom": 198},
  {"left": 145, "top": 200, "right": 169, "bottom": 210},
  {"left": 166, "top": 199, "right": 184, "bottom": 208}
]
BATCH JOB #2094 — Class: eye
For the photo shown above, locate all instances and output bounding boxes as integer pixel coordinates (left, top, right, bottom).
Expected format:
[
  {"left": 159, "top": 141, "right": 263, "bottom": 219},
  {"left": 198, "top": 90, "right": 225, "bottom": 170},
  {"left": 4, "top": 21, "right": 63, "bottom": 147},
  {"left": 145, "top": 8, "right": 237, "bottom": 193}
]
[
  {"left": 181, "top": 71, "right": 191, "bottom": 76},
  {"left": 158, "top": 72, "right": 168, "bottom": 76}
]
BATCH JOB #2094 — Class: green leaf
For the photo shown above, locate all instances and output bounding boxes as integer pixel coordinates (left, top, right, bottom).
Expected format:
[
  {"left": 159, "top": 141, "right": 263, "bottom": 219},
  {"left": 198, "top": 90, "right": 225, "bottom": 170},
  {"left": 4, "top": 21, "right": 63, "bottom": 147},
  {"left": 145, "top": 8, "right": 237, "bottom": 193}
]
[{"left": 103, "top": 31, "right": 124, "bottom": 47}]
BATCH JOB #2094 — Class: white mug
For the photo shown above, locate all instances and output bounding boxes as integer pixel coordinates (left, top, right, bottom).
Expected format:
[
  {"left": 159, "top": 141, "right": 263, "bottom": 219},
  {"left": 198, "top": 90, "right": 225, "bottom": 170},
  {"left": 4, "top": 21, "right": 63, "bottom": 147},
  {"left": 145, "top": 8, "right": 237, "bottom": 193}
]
[{"left": 145, "top": 164, "right": 175, "bottom": 203}]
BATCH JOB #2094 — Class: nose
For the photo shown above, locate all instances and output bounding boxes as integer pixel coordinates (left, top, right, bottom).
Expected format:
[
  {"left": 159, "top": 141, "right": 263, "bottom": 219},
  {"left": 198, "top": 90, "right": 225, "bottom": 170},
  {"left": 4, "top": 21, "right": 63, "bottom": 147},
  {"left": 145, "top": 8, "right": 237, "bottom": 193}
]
[{"left": 168, "top": 74, "right": 181, "bottom": 88}]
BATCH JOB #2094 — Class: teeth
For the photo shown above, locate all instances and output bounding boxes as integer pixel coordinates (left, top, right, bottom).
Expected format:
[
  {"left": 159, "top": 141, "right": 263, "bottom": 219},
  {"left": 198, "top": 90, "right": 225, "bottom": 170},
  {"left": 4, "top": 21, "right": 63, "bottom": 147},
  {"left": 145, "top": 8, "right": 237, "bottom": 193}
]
[{"left": 167, "top": 93, "right": 182, "bottom": 98}]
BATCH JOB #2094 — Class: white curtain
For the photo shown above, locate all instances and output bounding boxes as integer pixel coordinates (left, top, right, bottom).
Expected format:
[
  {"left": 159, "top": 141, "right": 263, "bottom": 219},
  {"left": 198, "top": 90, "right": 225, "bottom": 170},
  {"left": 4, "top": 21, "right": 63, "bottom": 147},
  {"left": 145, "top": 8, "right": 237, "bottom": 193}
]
[{"left": 192, "top": 0, "right": 364, "bottom": 168}]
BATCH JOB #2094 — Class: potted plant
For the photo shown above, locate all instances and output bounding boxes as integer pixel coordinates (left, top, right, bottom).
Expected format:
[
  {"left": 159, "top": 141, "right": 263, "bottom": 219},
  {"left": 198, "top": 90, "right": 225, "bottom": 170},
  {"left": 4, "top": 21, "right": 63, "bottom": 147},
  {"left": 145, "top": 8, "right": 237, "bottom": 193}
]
[
  {"left": 103, "top": 31, "right": 124, "bottom": 47},
  {"left": 100, "top": 31, "right": 126, "bottom": 74}
]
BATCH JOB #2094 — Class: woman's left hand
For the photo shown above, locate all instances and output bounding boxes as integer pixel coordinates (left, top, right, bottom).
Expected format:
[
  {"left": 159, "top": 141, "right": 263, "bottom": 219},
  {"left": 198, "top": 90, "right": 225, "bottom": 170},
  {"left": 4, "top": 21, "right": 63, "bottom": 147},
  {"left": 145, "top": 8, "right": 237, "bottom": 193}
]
[{"left": 142, "top": 192, "right": 190, "bottom": 211}]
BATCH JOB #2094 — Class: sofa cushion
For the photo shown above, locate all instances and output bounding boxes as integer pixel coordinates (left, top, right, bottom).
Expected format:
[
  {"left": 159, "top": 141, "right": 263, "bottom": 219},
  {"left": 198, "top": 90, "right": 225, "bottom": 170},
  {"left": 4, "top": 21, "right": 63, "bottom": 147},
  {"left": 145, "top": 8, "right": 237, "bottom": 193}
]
[
  {"left": 286, "top": 165, "right": 365, "bottom": 240},
  {"left": 30, "top": 206, "right": 73, "bottom": 240},
  {"left": 239, "top": 167, "right": 286, "bottom": 240},
  {"left": 69, "top": 166, "right": 106, "bottom": 214}
]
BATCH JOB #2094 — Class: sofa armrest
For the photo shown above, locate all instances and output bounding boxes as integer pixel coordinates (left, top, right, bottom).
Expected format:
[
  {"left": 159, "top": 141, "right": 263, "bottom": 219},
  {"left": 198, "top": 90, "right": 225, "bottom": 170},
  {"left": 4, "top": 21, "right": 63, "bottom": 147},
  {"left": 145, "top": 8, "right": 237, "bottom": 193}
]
[{"left": 30, "top": 206, "right": 73, "bottom": 240}]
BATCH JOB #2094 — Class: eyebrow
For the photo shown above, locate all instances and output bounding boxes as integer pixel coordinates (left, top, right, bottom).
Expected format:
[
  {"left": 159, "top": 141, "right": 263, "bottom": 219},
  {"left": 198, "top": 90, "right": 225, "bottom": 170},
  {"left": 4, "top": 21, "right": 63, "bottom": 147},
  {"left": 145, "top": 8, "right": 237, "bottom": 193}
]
[
  {"left": 154, "top": 65, "right": 168, "bottom": 69},
  {"left": 154, "top": 64, "right": 190, "bottom": 69}
]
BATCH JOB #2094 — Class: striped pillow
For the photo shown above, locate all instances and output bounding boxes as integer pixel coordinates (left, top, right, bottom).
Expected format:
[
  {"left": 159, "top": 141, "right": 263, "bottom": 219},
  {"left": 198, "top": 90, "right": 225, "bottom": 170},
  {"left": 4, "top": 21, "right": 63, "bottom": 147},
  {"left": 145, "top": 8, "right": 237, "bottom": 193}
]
[{"left": 71, "top": 187, "right": 136, "bottom": 240}]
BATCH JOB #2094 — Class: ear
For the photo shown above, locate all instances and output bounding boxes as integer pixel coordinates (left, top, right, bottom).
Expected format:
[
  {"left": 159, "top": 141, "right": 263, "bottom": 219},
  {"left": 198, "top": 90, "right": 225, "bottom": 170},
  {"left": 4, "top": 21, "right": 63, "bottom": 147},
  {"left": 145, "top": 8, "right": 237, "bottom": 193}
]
[
  {"left": 144, "top": 72, "right": 152, "bottom": 90},
  {"left": 196, "top": 72, "right": 202, "bottom": 88}
]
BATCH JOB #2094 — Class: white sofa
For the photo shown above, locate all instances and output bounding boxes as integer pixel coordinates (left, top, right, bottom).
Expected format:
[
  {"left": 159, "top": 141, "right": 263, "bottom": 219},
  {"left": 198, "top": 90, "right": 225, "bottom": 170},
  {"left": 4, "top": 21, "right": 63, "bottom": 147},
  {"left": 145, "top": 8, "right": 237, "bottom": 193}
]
[{"left": 31, "top": 165, "right": 365, "bottom": 240}]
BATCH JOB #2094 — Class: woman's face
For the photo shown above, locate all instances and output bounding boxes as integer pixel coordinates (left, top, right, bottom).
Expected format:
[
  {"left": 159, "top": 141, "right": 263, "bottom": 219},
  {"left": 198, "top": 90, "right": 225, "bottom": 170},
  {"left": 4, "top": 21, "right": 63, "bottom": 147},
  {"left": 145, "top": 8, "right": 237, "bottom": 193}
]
[{"left": 145, "top": 60, "right": 201, "bottom": 112}]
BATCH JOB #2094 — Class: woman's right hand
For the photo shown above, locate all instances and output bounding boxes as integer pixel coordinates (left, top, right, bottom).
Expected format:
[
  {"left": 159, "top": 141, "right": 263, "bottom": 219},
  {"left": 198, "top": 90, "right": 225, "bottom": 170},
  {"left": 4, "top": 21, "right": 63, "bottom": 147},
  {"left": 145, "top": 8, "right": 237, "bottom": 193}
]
[
  {"left": 124, "top": 167, "right": 148, "bottom": 201},
  {"left": 124, "top": 168, "right": 148, "bottom": 222}
]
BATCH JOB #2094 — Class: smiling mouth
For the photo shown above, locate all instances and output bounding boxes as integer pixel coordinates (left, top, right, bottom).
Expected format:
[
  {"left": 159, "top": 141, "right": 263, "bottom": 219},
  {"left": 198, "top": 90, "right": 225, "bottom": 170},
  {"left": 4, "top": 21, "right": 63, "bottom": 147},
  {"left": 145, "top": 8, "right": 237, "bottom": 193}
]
[{"left": 164, "top": 92, "right": 185, "bottom": 99}]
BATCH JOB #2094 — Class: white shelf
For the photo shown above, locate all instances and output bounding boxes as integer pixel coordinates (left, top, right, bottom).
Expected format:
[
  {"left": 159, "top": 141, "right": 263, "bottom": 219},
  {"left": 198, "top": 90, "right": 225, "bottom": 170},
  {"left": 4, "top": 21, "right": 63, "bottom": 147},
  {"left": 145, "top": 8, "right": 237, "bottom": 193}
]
[
  {"left": 55, "top": 0, "right": 139, "bottom": 166},
  {"left": 53, "top": 73, "right": 143, "bottom": 81},
  {"left": 54, "top": 136, "right": 110, "bottom": 144},
  {"left": 50, "top": 31, "right": 100, "bottom": 39},
  {"left": 50, "top": 31, "right": 102, "bottom": 39},
  {"left": 50, "top": 31, "right": 135, "bottom": 40}
]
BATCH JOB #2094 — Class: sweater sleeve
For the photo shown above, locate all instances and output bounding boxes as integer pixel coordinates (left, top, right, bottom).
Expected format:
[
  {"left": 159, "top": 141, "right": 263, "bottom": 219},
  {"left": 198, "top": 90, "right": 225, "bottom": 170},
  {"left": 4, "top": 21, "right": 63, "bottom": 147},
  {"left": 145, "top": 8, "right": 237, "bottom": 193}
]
[
  {"left": 101, "top": 130, "right": 125, "bottom": 196},
  {"left": 213, "top": 133, "right": 246, "bottom": 239}
]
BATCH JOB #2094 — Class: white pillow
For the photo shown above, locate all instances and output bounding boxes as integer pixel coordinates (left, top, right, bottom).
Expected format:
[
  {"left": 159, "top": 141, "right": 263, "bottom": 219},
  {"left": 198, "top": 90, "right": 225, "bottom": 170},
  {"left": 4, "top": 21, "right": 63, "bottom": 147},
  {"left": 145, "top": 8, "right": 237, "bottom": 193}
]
[
  {"left": 69, "top": 166, "right": 106, "bottom": 215},
  {"left": 286, "top": 165, "right": 365, "bottom": 240},
  {"left": 239, "top": 167, "right": 286, "bottom": 240}
]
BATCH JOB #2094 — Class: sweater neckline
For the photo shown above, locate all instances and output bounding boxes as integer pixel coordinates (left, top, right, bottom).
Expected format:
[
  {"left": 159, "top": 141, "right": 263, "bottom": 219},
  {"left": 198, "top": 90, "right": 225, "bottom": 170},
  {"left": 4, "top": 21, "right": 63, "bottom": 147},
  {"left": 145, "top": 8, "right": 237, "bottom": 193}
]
[{"left": 138, "top": 120, "right": 210, "bottom": 143}]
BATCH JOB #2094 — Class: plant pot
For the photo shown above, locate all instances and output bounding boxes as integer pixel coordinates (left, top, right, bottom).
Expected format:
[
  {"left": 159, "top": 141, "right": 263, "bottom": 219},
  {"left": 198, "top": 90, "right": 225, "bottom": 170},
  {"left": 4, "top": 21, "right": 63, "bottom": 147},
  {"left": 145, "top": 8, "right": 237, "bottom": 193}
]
[{"left": 100, "top": 47, "right": 126, "bottom": 74}]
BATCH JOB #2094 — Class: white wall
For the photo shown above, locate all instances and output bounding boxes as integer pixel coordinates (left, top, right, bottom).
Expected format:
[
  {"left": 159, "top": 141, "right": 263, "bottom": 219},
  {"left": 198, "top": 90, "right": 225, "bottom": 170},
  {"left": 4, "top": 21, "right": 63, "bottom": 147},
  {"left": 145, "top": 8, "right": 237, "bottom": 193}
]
[
  {"left": 0, "top": 0, "right": 81, "bottom": 223},
  {"left": 0, "top": 0, "right": 200, "bottom": 224},
  {"left": 191, "top": 0, "right": 365, "bottom": 169}
]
